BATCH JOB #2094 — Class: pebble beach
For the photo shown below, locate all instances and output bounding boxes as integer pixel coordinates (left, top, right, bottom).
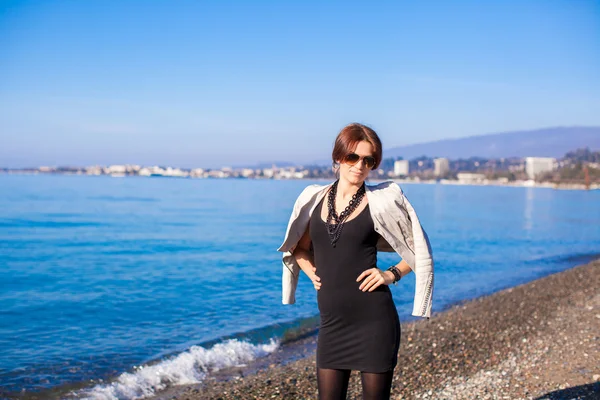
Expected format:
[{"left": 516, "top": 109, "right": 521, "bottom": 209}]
[{"left": 151, "top": 258, "right": 600, "bottom": 400}]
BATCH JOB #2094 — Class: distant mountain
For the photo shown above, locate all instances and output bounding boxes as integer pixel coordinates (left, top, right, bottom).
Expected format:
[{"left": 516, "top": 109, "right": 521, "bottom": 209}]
[{"left": 385, "top": 126, "right": 600, "bottom": 160}]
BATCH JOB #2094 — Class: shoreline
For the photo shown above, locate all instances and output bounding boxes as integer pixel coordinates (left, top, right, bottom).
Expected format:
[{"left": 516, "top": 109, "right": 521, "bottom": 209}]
[
  {"left": 151, "top": 259, "right": 600, "bottom": 400},
  {"left": 1, "top": 172, "right": 598, "bottom": 191}
]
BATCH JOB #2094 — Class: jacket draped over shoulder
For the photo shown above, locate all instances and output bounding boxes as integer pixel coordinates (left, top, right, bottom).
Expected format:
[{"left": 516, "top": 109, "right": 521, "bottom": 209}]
[{"left": 277, "top": 180, "right": 434, "bottom": 319}]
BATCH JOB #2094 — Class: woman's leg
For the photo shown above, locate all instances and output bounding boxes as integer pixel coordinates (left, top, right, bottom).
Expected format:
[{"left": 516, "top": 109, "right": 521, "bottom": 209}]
[
  {"left": 360, "top": 369, "right": 395, "bottom": 400},
  {"left": 317, "top": 367, "right": 351, "bottom": 400}
]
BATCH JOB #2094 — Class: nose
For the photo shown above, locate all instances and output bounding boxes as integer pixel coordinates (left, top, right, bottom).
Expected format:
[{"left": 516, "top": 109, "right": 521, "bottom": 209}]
[{"left": 354, "top": 162, "right": 367, "bottom": 172}]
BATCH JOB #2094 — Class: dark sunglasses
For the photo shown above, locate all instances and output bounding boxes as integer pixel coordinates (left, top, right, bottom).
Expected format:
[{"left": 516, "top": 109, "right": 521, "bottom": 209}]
[{"left": 343, "top": 153, "right": 376, "bottom": 169}]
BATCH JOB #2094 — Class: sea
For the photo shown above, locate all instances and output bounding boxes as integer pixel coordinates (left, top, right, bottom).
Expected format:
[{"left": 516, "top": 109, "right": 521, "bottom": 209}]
[{"left": 1, "top": 174, "right": 599, "bottom": 399}]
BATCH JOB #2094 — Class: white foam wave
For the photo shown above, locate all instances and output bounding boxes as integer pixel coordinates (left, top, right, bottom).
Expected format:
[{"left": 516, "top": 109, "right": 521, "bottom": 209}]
[{"left": 75, "top": 338, "right": 280, "bottom": 400}]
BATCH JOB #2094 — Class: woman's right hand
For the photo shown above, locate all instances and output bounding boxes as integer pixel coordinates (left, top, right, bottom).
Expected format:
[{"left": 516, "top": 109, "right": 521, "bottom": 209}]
[{"left": 309, "top": 266, "right": 321, "bottom": 290}]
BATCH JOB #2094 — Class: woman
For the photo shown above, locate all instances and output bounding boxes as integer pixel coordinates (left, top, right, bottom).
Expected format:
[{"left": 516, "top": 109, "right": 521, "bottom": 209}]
[{"left": 278, "top": 123, "right": 434, "bottom": 400}]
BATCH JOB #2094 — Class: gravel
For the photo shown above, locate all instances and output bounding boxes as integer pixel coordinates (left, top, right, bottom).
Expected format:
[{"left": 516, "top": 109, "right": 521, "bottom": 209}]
[{"left": 152, "top": 259, "right": 600, "bottom": 400}]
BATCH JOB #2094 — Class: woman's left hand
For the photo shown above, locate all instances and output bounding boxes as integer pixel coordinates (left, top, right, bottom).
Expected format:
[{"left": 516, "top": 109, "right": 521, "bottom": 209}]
[{"left": 356, "top": 267, "right": 394, "bottom": 292}]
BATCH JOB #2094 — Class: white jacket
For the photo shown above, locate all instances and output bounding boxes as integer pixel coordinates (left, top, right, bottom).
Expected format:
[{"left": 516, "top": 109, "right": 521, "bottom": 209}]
[{"left": 278, "top": 180, "right": 434, "bottom": 319}]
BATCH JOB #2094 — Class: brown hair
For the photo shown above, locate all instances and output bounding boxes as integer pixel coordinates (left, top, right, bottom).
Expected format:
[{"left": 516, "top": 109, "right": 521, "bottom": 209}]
[{"left": 332, "top": 123, "right": 383, "bottom": 170}]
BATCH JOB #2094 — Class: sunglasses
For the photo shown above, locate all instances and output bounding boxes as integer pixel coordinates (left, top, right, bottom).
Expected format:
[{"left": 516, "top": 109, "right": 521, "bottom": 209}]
[{"left": 343, "top": 153, "right": 376, "bottom": 170}]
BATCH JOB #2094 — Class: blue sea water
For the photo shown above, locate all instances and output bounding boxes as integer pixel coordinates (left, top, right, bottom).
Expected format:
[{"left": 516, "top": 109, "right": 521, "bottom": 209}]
[{"left": 0, "top": 174, "right": 599, "bottom": 399}]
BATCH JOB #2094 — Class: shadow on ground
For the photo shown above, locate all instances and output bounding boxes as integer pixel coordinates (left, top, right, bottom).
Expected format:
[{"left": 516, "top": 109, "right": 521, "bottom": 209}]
[{"left": 535, "top": 381, "right": 600, "bottom": 399}]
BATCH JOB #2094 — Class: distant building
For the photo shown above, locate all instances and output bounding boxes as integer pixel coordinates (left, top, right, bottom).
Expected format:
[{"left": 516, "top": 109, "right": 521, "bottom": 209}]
[
  {"left": 207, "top": 170, "right": 228, "bottom": 178},
  {"left": 146, "top": 166, "right": 167, "bottom": 176},
  {"left": 394, "top": 160, "right": 409, "bottom": 176},
  {"left": 276, "top": 167, "right": 306, "bottom": 179},
  {"left": 190, "top": 168, "right": 205, "bottom": 178},
  {"left": 434, "top": 158, "right": 449, "bottom": 177},
  {"left": 164, "top": 167, "right": 187, "bottom": 177},
  {"left": 263, "top": 168, "right": 275, "bottom": 178},
  {"left": 108, "top": 165, "right": 127, "bottom": 174},
  {"left": 241, "top": 168, "right": 254, "bottom": 178},
  {"left": 107, "top": 164, "right": 141, "bottom": 174},
  {"left": 138, "top": 167, "right": 152, "bottom": 176},
  {"left": 85, "top": 166, "right": 103, "bottom": 176},
  {"left": 508, "top": 164, "right": 525, "bottom": 172},
  {"left": 457, "top": 172, "right": 486, "bottom": 184},
  {"left": 525, "top": 157, "right": 557, "bottom": 179}
]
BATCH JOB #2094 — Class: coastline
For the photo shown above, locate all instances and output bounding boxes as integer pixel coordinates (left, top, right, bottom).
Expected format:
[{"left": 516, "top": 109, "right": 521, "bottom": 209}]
[
  {"left": 392, "top": 178, "right": 600, "bottom": 191},
  {"left": 151, "top": 259, "right": 600, "bottom": 400},
  {"left": 1, "top": 172, "right": 598, "bottom": 191}
]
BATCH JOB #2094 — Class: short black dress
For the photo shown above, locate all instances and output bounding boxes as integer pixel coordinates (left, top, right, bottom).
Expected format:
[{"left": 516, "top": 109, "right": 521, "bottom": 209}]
[{"left": 309, "top": 197, "right": 401, "bottom": 373}]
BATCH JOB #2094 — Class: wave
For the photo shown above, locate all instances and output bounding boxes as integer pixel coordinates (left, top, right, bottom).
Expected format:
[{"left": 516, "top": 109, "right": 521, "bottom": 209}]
[
  {"left": 87, "top": 196, "right": 159, "bottom": 203},
  {"left": 74, "top": 338, "right": 279, "bottom": 400},
  {"left": 525, "top": 252, "right": 600, "bottom": 266},
  {"left": 0, "top": 218, "right": 106, "bottom": 228}
]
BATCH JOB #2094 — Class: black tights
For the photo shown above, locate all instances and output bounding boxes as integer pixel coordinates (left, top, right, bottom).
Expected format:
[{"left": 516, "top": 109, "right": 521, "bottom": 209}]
[{"left": 317, "top": 367, "right": 394, "bottom": 400}]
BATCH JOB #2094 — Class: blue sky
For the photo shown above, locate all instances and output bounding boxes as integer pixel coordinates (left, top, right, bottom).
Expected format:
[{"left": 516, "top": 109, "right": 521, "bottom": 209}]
[{"left": 1, "top": 1, "right": 599, "bottom": 168}]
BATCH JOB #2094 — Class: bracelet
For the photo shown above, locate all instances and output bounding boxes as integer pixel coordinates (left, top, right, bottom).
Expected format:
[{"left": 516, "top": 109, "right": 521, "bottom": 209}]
[
  {"left": 393, "top": 266, "right": 403, "bottom": 282},
  {"left": 387, "top": 265, "right": 402, "bottom": 285},
  {"left": 387, "top": 267, "right": 399, "bottom": 285}
]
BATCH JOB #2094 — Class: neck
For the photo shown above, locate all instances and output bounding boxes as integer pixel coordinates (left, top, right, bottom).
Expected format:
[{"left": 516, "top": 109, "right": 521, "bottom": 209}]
[{"left": 336, "top": 177, "right": 364, "bottom": 199}]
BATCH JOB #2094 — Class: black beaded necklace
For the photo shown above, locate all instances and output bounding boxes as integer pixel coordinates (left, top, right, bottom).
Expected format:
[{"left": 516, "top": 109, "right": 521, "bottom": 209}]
[{"left": 325, "top": 179, "right": 366, "bottom": 247}]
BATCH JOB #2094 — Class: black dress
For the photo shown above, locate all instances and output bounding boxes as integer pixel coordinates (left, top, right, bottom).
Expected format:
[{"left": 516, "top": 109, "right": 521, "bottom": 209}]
[{"left": 309, "top": 197, "right": 401, "bottom": 373}]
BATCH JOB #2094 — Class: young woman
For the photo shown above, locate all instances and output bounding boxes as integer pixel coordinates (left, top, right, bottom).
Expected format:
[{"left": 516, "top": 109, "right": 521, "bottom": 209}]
[{"left": 278, "top": 123, "right": 434, "bottom": 400}]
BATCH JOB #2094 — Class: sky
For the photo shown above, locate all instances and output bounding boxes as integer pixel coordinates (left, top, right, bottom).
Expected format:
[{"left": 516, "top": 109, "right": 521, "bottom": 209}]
[{"left": 1, "top": 0, "right": 599, "bottom": 169}]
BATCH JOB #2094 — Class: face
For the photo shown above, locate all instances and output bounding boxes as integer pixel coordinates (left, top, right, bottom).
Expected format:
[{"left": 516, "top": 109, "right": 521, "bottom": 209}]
[{"left": 337, "top": 140, "right": 375, "bottom": 185}]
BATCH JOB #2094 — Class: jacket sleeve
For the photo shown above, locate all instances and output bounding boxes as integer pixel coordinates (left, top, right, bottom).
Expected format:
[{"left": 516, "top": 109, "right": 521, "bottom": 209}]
[
  {"left": 393, "top": 183, "right": 434, "bottom": 319},
  {"left": 277, "top": 184, "right": 315, "bottom": 253},
  {"left": 279, "top": 185, "right": 316, "bottom": 305},
  {"left": 281, "top": 249, "right": 300, "bottom": 304}
]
